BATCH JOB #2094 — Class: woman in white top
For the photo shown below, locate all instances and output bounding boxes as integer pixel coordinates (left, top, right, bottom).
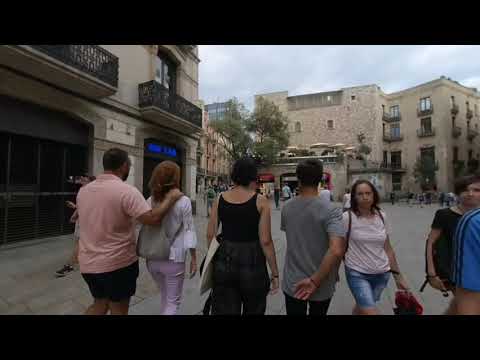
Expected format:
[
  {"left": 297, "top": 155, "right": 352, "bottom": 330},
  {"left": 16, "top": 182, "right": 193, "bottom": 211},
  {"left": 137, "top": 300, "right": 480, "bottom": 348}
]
[
  {"left": 146, "top": 161, "right": 197, "bottom": 315},
  {"left": 343, "top": 180, "right": 409, "bottom": 315}
]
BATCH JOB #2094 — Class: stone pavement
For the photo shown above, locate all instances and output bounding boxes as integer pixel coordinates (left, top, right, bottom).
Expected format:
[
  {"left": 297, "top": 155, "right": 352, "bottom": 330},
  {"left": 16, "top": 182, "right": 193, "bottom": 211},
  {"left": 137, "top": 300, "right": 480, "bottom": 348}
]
[{"left": 0, "top": 198, "right": 451, "bottom": 315}]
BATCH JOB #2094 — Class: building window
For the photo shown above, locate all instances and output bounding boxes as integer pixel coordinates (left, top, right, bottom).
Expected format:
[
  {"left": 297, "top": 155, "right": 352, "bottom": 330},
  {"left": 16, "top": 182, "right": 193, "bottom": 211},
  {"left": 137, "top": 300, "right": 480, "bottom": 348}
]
[
  {"left": 295, "top": 122, "right": 302, "bottom": 132},
  {"left": 421, "top": 117, "right": 432, "bottom": 133},
  {"left": 390, "top": 123, "right": 400, "bottom": 137},
  {"left": 451, "top": 96, "right": 455, "bottom": 106},
  {"left": 466, "top": 101, "right": 470, "bottom": 110},
  {"left": 421, "top": 147, "right": 435, "bottom": 164},
  {"left": 391, "top": 151, "right": 402, "bottom": 168},
  {"left": 452, "top": 116, "right": 456, "bottom": 128},
  {"left": 382, "top": 104, "right": 385, "bottom": 114},
  {"left": 420, "top": 97, "right": 432, "bottom": 111},
  {"left": 390, "top": 105, "right": 400, "bottom": 118},
  {"left": 327, "top": 120, "right": 334, "bottom": 130},
  {"left": 453, "top": 146, "right": 459, "bottom": 162},
  {"left": 469, "top": 149, "right": 473, "bottom": 161},
  {"left": 351, "top": 95, "right": 356, "bottom": 100},
  {"left": 467, "top": 120, "right": 471, "bottom": 130},
  {"left": 392, "top": 173, "right": 402, "bottom": 191},
  {"left": 155, "top": 52, "right": 176, "bottom": 91},
  {"left": 327, "top": 95, "right": 332, "bottom": 102},
  {"left": 383, "top": 151, "right": 388, "bottom": 167}
]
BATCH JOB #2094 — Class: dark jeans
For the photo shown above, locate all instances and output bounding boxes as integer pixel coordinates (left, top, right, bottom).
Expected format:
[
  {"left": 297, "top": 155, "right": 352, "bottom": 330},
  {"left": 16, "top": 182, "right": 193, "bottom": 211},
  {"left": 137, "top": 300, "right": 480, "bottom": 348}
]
[
  {"left": 211, "top": 240, "right": 270, "bottom": 315},
  {"left": 274, "top": 194, "right": 280, "bottom": 208},
  {"left": 284, "top": 292, "right": 331, "bottom": 315}
]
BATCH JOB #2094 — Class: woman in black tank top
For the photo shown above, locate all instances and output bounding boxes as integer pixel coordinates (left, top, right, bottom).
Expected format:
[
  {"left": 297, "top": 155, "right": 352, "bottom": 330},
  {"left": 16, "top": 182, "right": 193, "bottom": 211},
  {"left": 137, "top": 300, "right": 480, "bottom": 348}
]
[{"left": 206, "top": 158, "right": 280, "bottom": 315}]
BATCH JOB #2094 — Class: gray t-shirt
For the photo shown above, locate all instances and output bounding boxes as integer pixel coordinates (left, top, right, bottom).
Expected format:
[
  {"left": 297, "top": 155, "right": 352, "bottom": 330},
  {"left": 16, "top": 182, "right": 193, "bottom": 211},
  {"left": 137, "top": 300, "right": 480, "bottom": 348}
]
[{"left": 281, "top": 196, "right": 345, "bottom": 301}]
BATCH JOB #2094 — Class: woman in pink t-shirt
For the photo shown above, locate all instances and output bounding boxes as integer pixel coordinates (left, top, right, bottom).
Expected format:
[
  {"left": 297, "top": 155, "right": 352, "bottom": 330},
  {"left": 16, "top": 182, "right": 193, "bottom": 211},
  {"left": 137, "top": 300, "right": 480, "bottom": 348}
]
[
  {"left": 145, "top": 161, "right": 197, "bottom": 315},
  {"left": 343, "top": 180, "right": 409, "bottom": 315}
]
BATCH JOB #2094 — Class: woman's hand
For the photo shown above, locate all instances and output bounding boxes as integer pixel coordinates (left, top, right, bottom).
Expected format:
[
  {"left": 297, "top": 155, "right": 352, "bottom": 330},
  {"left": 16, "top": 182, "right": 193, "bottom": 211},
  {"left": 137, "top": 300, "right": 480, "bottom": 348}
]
[
  {"left": 65, "top": 201, "right": 76, "bottom": 210},
  {"left": 394, "top": 274, "right": 410, "bottom": 291},
  {"left": 270, "top": 277, "right": 279, "bottom": 295}
]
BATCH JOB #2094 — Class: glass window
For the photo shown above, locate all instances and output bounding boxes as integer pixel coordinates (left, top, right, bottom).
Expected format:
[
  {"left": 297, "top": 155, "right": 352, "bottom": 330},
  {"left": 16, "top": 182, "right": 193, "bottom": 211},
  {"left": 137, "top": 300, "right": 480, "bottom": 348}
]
[
  {"left": 295, "top": 122, "right": 302, "bottom": 132},
  {"left": 420, "top": 97, "right": 431, "bottom": 111},
  {"left": 327, "top": 120, "right": 334, "bottom": 129},
  {"left": 421, "top": 117, "right": 432, "bottom": 132},
  {"left": 390, "top": 105, "right": 399, "bottom": 117},
  {"left": 390, "top": 123, "right": 400, "bottom": 137},
  {"left": 155, "top": 53, "right": 175, "bottom": 90},
  {"left": 453, "top": 147, "right": 459, "bottom": 162},
  {"left": 391, "top": 151, "right": 402, "bottom": 167}
]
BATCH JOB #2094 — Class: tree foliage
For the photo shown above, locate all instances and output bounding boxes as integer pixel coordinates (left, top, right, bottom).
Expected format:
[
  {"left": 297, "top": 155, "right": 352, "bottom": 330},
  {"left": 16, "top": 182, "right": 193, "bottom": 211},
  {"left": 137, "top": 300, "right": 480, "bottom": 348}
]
[{"left": 414, "top": 156, "right": 439, "bottom": 190}]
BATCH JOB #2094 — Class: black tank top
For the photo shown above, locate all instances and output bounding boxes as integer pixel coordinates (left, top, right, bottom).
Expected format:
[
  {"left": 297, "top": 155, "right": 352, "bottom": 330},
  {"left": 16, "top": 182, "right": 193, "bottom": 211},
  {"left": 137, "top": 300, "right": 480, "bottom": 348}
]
[{"left": 218, "top": 193, "right": 260, "bottom": 243}]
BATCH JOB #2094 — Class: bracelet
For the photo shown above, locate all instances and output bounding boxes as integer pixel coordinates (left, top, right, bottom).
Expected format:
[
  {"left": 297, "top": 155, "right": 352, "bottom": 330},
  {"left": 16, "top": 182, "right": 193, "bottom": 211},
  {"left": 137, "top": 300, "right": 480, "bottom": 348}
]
[
  {"left": 309, "top": 277, "right": 319, "bottom": 288},
  {"left": 271, "top": 275, "right": 279, "bottom": 279}
]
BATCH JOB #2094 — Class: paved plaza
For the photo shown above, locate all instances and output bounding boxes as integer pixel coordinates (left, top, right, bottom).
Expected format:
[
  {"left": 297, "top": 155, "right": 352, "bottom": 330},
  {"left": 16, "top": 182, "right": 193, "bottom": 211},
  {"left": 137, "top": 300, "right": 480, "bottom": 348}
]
[{"left": 0, "top": 198, "right": 452, "bottom": 315}]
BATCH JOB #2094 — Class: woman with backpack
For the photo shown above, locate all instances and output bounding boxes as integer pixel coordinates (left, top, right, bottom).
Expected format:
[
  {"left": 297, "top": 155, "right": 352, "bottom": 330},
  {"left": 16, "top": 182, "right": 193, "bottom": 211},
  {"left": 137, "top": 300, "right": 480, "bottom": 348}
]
[
  {"left": 343, "top": 180, "right": 409, "bottom": 315},
  {"left": 424, "top": 175, "right": 480, "bottom": 314},
  {"left": 206, "top": 157, "right": 279, "bottom": 315},
  {"left": 144, "top": 161, "right": 197, "bottom": 315}
]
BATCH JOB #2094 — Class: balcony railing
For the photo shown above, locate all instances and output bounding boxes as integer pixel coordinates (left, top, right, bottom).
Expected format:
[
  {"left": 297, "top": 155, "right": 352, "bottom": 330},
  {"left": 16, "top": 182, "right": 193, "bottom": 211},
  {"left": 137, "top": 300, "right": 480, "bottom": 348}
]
[
  {"left": 417, "top": 105, "right": 434, "bottom": 117},
  {"left": 30, "top": 45, "right": 119, "bottom": 87},
  {"left": 383, "top": 134, "right": 404, "bottom": 142},
  {"left": 197, "top": 167, "right": 206, "bottom": 176},
  {"left": 417, "top": 127, "right": 436, "bottom": 138},
  {"left": 467, "top": 128, "right": 479, "bottom": 141},
  {"left": 384, "top": 163, "right": 407, "bottom": 172},
  {"left": 451, "top": 104, "right": 459, "bottom": 115},
  {"left": 452, "top": 126, "right": 462, "bottom": 138},
  {"left": 138, "top": 80, "right": 202, "bottom": 129},
  {"left": 467, "top": 108, "right": 473, "bottom": 119},
  {"left": 382, "top": 113, "right": 401, "bottom": 122}
]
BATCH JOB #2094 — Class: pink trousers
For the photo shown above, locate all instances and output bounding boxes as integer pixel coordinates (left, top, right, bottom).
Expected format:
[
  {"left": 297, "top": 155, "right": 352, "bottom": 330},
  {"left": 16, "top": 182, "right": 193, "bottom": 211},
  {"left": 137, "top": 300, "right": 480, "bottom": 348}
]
[{"left": 146, "top": 260, "right": 186, "bottom": 315}]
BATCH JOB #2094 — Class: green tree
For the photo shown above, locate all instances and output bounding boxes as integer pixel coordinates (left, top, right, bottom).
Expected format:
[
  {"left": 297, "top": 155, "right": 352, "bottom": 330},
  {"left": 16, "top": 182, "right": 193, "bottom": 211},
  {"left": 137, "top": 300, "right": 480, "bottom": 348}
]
[
  {"left": 208, "top": 98, "right": 253, "bottom": 161},
  {"left": 247, "top": 96, "right": 289, "bottom": 166},
  {"left": 414, "top": 156, "right": 439, "bottom": 190}
]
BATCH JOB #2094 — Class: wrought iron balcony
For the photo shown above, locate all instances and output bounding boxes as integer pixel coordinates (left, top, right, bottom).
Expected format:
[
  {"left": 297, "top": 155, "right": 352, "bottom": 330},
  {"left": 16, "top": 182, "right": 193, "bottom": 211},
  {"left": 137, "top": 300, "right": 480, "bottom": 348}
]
[
  {"left": 383, "top": 163, "right": 407, "bottom": 172},
  {"left": 451, "top": 104, "right": 459, "bottom": 115},
  {"left": 138, "top": 80, "right": 202, "bottom": 134},
  {"left": 467, "top": 128, "right": 479, "bottom": 141},
  {"left": 197, "top": 167, "right": 206, "bottom": 176},
  {"left": 0, "top": 45, "right": 118, "bottom": 97},
  {"left": 417, "top": 105, "right": 434, "bottom": 117},
  {"left": 452, "top": 126, "right": 462, "bottom": 138},
  {"left": 383, "top": 134, "right": 404, "bottom": 142},
  {"left": 467, "top": 108, "right": 473, "bottom": 119},
  {"left": 417, "top": 127, "right": 436, "bottom": 138},
  {"left": 382, "top": 113, "right": 401, "bottom": 122}
]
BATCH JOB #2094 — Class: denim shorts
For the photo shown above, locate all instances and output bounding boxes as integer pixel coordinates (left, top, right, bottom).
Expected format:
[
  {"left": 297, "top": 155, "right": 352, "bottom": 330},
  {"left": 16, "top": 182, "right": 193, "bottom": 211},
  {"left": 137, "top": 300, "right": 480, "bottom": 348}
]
[{"left": 345, "top": 265, "right": 390, "bottom": 309}]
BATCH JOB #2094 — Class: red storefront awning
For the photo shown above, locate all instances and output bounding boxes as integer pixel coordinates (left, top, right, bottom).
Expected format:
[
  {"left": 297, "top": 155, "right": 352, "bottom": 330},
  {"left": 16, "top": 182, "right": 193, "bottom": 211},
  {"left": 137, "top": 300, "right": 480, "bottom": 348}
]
[{"left": 258, "top": 173, "right": 275, "bottom": 183}]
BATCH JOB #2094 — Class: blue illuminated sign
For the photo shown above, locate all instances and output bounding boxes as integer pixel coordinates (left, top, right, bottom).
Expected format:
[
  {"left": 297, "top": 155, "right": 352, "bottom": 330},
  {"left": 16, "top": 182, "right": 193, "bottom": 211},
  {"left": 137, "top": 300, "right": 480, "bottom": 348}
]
[{"left": 146, "top": 143, "right": 178, "bottom": 158}]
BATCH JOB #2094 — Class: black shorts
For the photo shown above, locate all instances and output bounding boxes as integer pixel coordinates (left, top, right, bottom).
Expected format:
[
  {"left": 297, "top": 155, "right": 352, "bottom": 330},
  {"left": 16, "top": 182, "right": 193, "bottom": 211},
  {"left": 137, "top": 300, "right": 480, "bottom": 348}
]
[{"left": 81, "top": 261, "right": 139, "bottom": 302}]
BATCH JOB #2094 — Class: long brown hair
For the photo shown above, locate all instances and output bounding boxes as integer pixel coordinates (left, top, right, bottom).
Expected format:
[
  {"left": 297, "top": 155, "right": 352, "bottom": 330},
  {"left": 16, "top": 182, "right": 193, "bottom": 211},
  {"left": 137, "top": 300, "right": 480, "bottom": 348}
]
[
  {"left": 350, "top": 179, "right": 381, "bottom": 216},
  {"left": 148, "top": 161, "right": 181, "bottom": 202}
]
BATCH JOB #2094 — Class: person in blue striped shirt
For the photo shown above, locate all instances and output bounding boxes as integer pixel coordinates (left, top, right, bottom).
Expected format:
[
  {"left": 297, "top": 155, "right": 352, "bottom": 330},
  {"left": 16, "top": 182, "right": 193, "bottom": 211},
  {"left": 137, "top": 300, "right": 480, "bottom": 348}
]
[{"left": 453, "top": 204, "right": 480, "bottom": 315}]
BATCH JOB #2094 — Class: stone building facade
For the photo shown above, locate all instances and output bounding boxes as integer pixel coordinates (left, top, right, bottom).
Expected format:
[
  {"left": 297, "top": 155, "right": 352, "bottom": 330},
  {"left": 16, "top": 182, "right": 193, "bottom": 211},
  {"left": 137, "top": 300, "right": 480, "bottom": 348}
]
[
  {"left": 256, "top": 77, "right": 480, "bottom": 197},
  {"left": 0, "top": 45, "right": 201, "bottom": 244}
]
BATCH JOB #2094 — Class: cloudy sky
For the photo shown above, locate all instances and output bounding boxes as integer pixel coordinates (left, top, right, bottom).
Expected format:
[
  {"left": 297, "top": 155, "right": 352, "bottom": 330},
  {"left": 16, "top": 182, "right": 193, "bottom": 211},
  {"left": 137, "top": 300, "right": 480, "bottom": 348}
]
[{"left": 199, "top": 45, "right": 480, "bottom": 109}]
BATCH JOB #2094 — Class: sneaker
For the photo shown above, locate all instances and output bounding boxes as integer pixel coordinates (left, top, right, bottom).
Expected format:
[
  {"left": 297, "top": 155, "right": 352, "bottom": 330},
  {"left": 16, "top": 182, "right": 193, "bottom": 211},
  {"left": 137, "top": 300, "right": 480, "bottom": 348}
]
[{"left": 55, "top": 264, "right": 74, "bottom": 278}]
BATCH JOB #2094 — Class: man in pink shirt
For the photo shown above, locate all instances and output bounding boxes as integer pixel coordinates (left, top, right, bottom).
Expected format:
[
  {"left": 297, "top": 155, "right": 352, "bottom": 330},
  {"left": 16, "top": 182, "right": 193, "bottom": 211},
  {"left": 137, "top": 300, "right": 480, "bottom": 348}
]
[{"left": 77, "top": 148, "right": 182, "bottom": 315}]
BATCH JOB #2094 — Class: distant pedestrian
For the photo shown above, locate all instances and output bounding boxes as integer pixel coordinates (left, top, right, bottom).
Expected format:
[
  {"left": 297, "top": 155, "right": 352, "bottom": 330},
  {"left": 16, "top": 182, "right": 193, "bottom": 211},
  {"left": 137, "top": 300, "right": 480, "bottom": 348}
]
[
  {"left": 282, "top": 183, "right": 292, "bottom": 202},
  {"left": 206, "top": 185, "right": 216, "bottom": 217},
  {"left": 274, "top": 187, "right": 281, "bottom": 210},
  {"left": 144, "top": 161, "right": 197, "bottom": 315},
  {"left": 343, "top": 180, "right": 409, "bottom": 315},
  {"left": 319, "top": 188, "right": 332, "bottom": 203},
  {"left": 207, "top": 157, "right": 279, "bottom": 315},
  {"left": 55, "top": 175, "right": 96, "bottom": 278},
  {"left": 439, "top": 192, "right": 445, "bottom": 207},
  {"left": 281, "top": 159, "right": 345, "bottom": 315},
  {"left": 426, "top": 192, "right": 432, "bottom": 205},
  {"left": 342, "top": 188, "right": 351, "bottom": 212},
  {"left": 423, "top": 175, "right": 480, "bottom": 314},
  {"left": 76, "top": 148, "right": 182, "bottom": 315},
  {"left": 418, "top": 193, "right": 425, "bottom": 208},
  {"left": 390, "top": 191, "right": 396, "bottom": 205}
]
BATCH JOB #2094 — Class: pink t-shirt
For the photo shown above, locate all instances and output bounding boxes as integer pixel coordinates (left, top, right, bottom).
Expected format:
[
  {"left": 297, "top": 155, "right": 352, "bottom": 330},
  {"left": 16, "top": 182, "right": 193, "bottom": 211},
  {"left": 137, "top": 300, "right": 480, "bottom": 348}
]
[
  {"left": 342, "top": 210, "right": 391, "bottom": 274},
  {"left": 76, "top": 174, "right": 151, "bottom": 273}
]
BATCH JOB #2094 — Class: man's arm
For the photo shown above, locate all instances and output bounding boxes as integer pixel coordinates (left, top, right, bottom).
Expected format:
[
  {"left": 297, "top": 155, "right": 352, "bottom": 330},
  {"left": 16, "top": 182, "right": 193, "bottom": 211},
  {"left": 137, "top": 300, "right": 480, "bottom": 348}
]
[
  {"left": 294, "top": 234, "right": 345, "bottom": 300},
  {"left": 137, "top": 189, "right": 183, "bottom": 225}
]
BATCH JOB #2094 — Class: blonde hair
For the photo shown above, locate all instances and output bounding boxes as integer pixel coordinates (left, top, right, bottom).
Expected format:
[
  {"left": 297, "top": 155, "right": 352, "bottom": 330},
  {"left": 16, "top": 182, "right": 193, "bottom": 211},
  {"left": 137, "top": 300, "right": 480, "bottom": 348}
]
[{"left": 148, "top": 161, "right": 181, "bottom": 202}]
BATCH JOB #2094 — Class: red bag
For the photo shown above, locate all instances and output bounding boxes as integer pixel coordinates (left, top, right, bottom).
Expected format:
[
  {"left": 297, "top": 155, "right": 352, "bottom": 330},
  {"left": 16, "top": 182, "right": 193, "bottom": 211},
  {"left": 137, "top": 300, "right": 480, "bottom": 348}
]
[{"left": 394, "top": 291, "right": 423, "bottom": 315}]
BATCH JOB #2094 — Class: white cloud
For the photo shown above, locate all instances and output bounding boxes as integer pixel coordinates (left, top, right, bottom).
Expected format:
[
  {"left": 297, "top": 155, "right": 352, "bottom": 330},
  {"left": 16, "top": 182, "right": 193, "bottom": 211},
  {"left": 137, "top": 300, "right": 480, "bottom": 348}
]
[{"left": 199, "top": 45, "right": 480, "bottom": 109}]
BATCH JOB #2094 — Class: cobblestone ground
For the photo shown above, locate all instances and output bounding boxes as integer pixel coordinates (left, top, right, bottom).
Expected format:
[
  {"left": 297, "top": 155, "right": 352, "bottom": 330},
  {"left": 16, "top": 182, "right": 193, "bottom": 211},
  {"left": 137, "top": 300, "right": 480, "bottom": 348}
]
[{"left": 0, "top": 198, "right": 451, "bottom": 315}]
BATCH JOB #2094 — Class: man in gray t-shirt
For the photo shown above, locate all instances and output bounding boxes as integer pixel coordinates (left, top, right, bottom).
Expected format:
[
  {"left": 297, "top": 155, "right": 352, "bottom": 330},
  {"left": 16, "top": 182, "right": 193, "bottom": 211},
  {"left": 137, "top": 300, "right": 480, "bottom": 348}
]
[{"left": 281, "top": 159, "right": 345, "bottom": 315}]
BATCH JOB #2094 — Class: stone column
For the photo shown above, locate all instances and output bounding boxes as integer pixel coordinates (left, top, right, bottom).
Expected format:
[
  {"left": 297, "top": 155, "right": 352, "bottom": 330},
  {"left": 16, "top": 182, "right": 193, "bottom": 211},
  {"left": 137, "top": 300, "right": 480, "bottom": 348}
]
[{"left": 184, "top": 137, "right": 198, "bottom": 214}]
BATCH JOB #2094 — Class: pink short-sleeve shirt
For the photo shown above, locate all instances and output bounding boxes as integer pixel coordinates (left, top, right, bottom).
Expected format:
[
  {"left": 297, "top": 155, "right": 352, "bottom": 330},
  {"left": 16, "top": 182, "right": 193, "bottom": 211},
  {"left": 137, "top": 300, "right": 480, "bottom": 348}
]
[{"left": 76, "top": 174, "right": 151, "bottom": 273}]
